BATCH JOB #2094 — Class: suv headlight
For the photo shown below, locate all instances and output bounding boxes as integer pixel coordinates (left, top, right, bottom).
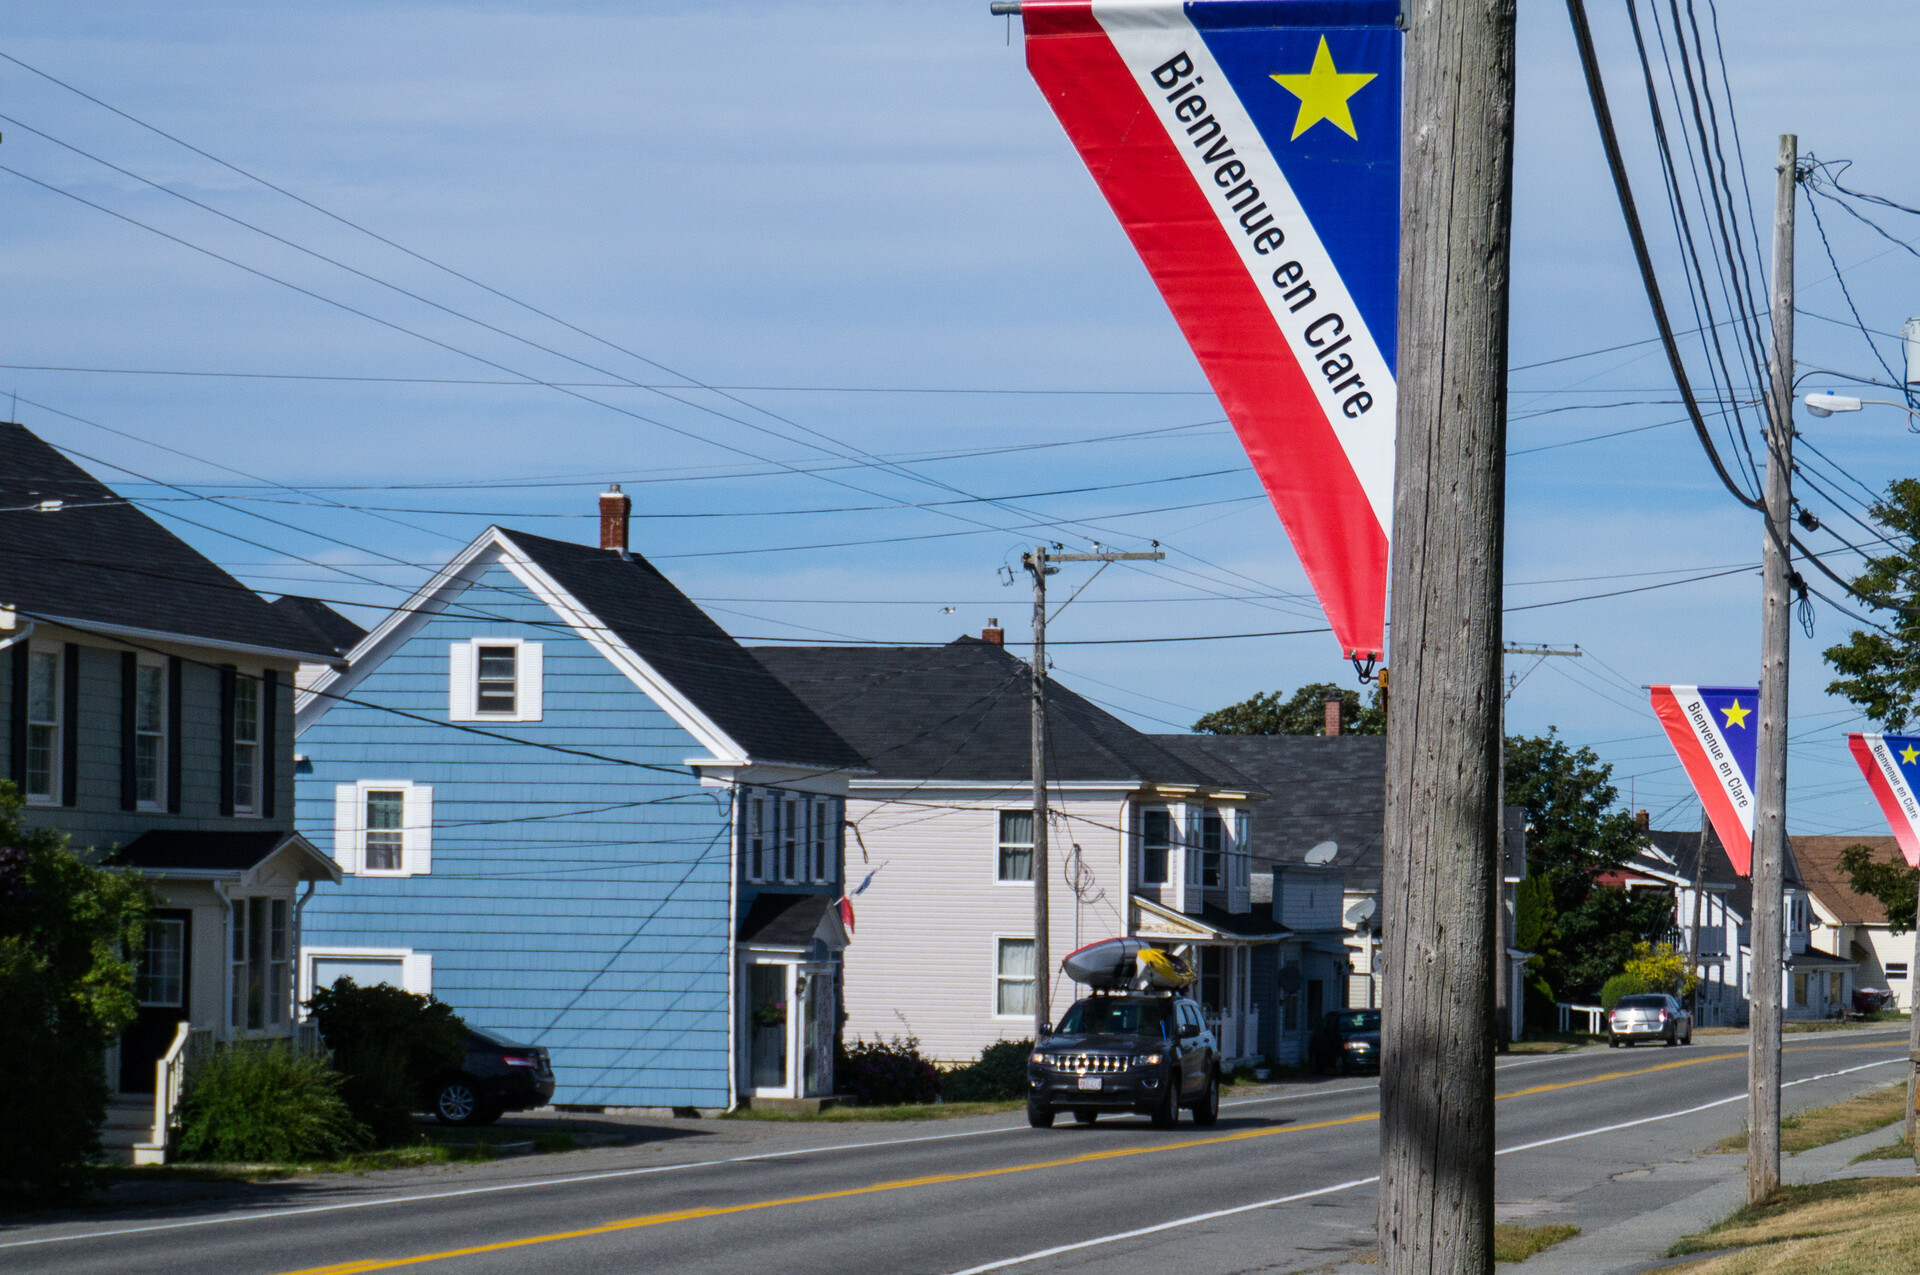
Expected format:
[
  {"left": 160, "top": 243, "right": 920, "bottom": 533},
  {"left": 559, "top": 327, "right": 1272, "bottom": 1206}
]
[{"left": 1136, "top": 1052, "right": 1164, "bottom": 1067}]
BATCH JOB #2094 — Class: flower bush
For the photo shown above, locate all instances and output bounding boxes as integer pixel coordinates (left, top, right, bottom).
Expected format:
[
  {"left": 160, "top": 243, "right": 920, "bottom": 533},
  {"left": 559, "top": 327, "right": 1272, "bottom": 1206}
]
[{"left": 836, "top": 1035, "right": 941, "bottom": 1106}]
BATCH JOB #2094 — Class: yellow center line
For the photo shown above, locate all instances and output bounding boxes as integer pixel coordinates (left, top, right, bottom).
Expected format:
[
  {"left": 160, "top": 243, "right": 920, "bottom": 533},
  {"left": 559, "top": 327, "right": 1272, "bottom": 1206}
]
[{"left": 277, "top": 1036, "right": 1906, "bottom": 1275}]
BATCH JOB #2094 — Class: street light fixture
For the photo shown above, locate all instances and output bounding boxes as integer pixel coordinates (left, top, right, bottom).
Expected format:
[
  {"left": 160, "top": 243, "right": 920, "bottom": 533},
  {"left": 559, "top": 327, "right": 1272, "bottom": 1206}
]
[{"left": 1802, "top": 391, "right": 1920, "bottom": 428}]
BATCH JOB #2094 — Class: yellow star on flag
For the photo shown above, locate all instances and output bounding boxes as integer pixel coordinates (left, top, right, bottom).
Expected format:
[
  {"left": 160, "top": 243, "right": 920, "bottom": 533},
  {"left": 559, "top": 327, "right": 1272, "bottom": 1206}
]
[
  {"left": 1270, "top": 36, "right": 1377, "bottom": 141},
  {"left": 1901, "top": 745, "right": 1918, "bottom": 765},
  {"left": 1720, "top": 699, "right": 1751, "bottom": 730}
]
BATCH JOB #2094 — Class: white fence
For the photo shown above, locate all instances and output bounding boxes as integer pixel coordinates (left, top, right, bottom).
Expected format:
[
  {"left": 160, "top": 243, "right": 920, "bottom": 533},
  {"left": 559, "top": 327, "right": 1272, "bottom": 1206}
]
[{"left": 1556, "top": 1003, "right": 1607, "bottom": 1035}]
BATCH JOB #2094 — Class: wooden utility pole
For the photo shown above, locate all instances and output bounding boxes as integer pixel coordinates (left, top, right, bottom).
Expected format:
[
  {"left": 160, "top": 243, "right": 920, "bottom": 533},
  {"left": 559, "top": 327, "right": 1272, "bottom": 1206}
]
[
  {"left": 1691, "top": 807, "right": 1708, "bottom": 1024},
  {"left": 1022, "top": 543, "right": 1161, "bottom": 1037},
  {"left": 1749, "top": 132, "right": 1798, "bottom": 1205},
  {"left": 1379, "top": 0, "right": 1516, "bottom": 1269}
]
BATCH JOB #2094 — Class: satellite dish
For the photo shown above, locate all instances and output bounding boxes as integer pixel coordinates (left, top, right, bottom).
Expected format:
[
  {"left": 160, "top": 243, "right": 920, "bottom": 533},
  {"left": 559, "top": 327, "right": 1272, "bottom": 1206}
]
[
  {"left": 1305, "top": 841, "right": 1338, "bottom": 866},
  {"left": 1345, "top": 897, "right": 1377, "bottom": 926}
]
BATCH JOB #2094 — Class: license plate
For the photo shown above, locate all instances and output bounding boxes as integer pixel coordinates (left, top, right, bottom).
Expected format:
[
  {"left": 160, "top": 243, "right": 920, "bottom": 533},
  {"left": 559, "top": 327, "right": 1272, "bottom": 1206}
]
[{"left": 1077, "top": 1077, "right": 1102, "bottom": 1091}]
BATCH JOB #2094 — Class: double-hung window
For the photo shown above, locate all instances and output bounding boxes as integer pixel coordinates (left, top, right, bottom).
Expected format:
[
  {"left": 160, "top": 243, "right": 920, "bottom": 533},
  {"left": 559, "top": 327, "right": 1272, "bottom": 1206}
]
[
  {"left": 475, "top": 645, "right": 517, "bottom": 714},
  {"left": 232, "top": 673, "right": 261, "bottom": 814},
  {"left": 230, "top": 896, "right": 291, "bottom": 1032},
  {"left": 137, "top": 918, "right": 186, "bottom": 1007},
  {"left": 449, "top": 638, "right": 543, "bottom": 722},
  {"left": 1199, "top": 810, "right": 1224, "bottom": 887},
  {"left": 997, "top": 810, "right": 1034, "bottom": 882},
  {"left": 24, "top": 647, "right": 60, "bottom": 802},
  {"left": 1139, "top": 808, "right": 1172, "bottom": 885},
  {"left": 996, "top": 937, "right": 1035, "bottom": 1016},
  {"left": 364, "top": 790, "right": 406, "bottom": 871},
  {"left": 745, "top": 794, "right": 769, "bottom": 883},
  {"left": 334, "top": 780, "right": 433, "bottom": 875},
  {"left": 134, "top": 660, "right": 166, "bottom": 808},
  {"left": 782, "top": 798, "right": 800, "bottom": 881},
  {"left": 811, "top": 801, "right": 830, "bottom": 883}
]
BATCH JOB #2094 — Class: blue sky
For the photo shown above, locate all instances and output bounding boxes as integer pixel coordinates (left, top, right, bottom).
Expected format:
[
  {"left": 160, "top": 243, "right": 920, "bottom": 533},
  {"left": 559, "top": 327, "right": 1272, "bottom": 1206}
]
[{"left": 3, "top": 1, "right": 1918, "bottom": 834}]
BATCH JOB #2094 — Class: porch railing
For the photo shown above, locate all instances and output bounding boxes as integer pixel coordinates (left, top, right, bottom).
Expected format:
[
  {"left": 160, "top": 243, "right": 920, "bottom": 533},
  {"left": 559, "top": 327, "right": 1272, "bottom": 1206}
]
[
  {"left": 1556, "top": 1003, "right": 1607, "bottom": 1035},
  {"left": 137, "top": 1022, "right": 213, "bottom": 1164}
]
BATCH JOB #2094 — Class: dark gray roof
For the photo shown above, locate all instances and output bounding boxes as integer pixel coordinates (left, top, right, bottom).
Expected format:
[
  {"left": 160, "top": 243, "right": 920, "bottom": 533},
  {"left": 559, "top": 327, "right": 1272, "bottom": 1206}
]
[
  {"left": 738, "top": 892, "right": 833, "bottom": 945},
  {"left": 751, "top": 638, "right": 1239, "bottom": 788},
  {"left": 1196, "top": 903, "right": 1291, "bottom": 939},
  {"left": 0, "top": 423, "right": 336, "bottom": 659},
  {"left": 500, "top": 530, "right": 864, "bottom": 771},
  {"left": 1640, "top": 827, "right": 1804, "bottom": 925},
  {"left": 1151, "top": 735, "right": 1385, "bottom": 888},
  {"left": 270, "top": 595, "right": 367, "bottom": 657},
  {"left": 112, "top": 829, "right": 301, "bottom": 873}
]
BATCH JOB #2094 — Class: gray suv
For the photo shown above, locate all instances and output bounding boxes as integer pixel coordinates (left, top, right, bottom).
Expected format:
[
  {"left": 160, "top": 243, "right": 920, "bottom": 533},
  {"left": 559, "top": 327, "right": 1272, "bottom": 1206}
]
[{"left": 1027, "top": 994, "right": 1220, "bottom": 1128}]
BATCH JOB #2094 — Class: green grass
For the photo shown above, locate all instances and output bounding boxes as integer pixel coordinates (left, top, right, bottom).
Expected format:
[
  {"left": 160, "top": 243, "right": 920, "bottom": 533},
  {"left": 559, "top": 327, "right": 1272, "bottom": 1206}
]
[
  {"left": 721, "top": 1100, "right": 1022, "bottom": 1122},
  {"left": 1851, "top": 1134, "right": 1913, "bottom": 1163},
  {"left": 106, "top": 1126, "right": 578, "bottom": 1181},
  {"left": 1493, "top": 1223, "right": 1579, "bottom": 1262},
  {"left": 1713, "top": 1085, "right": 1904, "bottom": 1156}
]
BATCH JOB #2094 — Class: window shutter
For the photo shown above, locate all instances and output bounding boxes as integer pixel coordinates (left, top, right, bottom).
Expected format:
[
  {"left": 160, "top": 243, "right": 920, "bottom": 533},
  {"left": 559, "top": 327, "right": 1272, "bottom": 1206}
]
[
  {"left": 448, "top": 642, "right": 475, "bottom": 721},
  {"left": 61, "top": 644, "right": 79, "bottom": 807},
  {"left": 333, "top": 783, "right": 359, "bottom": 873},
  {"left": 120, "top": 651, "right": 138, "bottom": 812},
  {"left": 218, "top": 665, "right": 236, "bottom": 817},
  {"left": 404, "top": 784, "right": 433, "bottom": 875},
  {"left": 262, "top": 669, "right": 279, "bottom": 818},
  {"left": 7, "top": 644, "right": 25, "bottom": 789},
  {"left": 517, "top": 643, "right": 543, "bottom": 721},
  {"left": 403, "top": 952, "right": 434, "bottom": 995},
  {"left": 166, "top": 657, "right": 183, "bottom": 813}
]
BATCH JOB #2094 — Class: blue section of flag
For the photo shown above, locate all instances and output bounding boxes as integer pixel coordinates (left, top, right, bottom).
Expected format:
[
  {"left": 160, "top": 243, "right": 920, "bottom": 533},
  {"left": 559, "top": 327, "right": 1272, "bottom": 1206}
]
[
  {"left": 1695, "top": 686, "right": 1759, "bottom": 793},
  {"left": 1188, "top": 7, "right": 1400, "bottom": 374},
  {"left": 1881, "top": 734, "right": 1920, "bottom": 793}
]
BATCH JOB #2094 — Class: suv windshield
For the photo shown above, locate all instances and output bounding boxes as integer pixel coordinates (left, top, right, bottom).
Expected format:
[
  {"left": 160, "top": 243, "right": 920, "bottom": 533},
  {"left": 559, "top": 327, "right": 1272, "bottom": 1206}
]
[
  {"left": 1056, "top": 998, "right": 1173, "bottom": 1039},
  {"left": 1616, "top": 995, "right": 1668, "bottom": 1010},
  {"left": 1329, "top": 1011, "right": 1380, "bottom": 1032}
]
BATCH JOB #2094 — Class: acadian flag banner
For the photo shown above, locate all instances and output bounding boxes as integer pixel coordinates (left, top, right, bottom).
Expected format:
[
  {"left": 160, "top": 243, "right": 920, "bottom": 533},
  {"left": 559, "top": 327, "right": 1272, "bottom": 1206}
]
[
  {"left": 1845, "top": 733, "right": 1920, "bottom": 868},
  {"left": 1023, "top": 1, "right": 1400, "bottom": 660},
  {"left": 1650, "top": 685, "right": 1760, "bottom": 875}
]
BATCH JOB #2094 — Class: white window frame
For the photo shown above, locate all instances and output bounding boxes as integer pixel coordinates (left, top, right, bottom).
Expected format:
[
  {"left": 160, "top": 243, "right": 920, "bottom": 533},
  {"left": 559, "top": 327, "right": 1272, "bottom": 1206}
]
[
  {"left": 229, "top": 894, "right": 292, "bottom": 1034},
  {"left": 782, "top": 795, "right": 801, "bottom": 883},
  {"left": 810, "top": 799, "right": 833, "bottom": 884},
  {"left": 1199, "top": 809, "right": 1225, "bottom": 888},
  {"left": 996, "top": 809, "right": 1035, "bottom": 884},
  {"left": 993, "top": 935, "right": 1037, "bottom": 1020},
  {"left": 1138, "top": 806, "right": 1173, "bottom": 886},
  {"left": 333, "top": 779, "right": 434, "bottom": 876},
  {"left": 133, "top": 655, "right": 167, "bottom": 811},
  {"left": 743, "top": 791, "right": 770, "bottom": 884},
  {"left": 23, "top": 643, "right": 61, "bottom": 804},
  {"left": 231, "top": 669, "right": 262, "bottom": 816},
  {"left": 448, "top": 637, "right": 544, "bottom": 723},
  {"left": 300, "top": 945, "right": 433, "bottom": 1010}
]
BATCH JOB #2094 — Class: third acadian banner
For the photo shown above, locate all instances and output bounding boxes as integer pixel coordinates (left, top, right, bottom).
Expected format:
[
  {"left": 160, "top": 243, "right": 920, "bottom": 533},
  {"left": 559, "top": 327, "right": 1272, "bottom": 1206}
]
[
  {"left": 1845, "top": 733, "right": 1920, "bottom": 868},
  {"left": 1022, "top": 1, "right": 1400, "bottom": 660}
]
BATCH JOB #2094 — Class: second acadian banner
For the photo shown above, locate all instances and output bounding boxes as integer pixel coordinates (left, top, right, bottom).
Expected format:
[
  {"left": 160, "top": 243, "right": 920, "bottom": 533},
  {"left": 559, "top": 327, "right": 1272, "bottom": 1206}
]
[
  {"left": 1023, "top": 1, "right": 1400, "bottom": 660},
  {"left": 1650, "top": 684, "right": 1760, "bottom": 875}
]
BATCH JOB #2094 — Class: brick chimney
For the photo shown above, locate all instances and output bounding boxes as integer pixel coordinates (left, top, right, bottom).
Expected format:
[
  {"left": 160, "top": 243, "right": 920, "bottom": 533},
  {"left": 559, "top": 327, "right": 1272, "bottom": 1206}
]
[
  {"left": 1637, "top": 808, "right": 1651, "bottom": 831},
  {"left": 982, "top": 618, "right": 1004, "bottom": 646},
  {"left": 599, "top": 484, "right": 631, "bottom": 553},
  {"left": 1324, "top": 695, "right": 1343, "bottom": 737}
]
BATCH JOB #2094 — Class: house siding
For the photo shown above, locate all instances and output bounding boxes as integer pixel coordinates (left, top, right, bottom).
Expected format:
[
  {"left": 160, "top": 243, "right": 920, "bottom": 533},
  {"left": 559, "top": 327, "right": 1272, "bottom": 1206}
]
[{"left": 297, "top": 563, "right": 732, "bottom": 1108}]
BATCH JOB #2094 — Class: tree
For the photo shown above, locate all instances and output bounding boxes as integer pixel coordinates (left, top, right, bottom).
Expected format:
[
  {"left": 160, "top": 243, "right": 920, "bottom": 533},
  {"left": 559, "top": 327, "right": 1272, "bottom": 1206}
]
[
  {"left": 1623, "top": 940, "right": 1698, "bottom": 997},
  {"left": 1823, "top": 478, "right": 1920, "bottom": 728},
  {"left": 1838, "top": 843, "right": 1917, "bottom": 934},
  {"left": 0, "top": 781, "right": 155, "bottom": 1200},
  {"left": 1192, "top": 682, "right": 1385, "bottom": 735},
  {"left": 1550, "top": 887, "right": 1679, "bottom": 997}
]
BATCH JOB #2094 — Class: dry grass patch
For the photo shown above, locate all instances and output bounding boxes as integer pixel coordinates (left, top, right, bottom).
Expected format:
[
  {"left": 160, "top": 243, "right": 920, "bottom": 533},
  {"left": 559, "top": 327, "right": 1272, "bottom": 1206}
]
[
  {"left": 1493, "top": 1223, "right": 1578, "bottom": 1262},
  {"left": 1666, "top": 1176, "right": 1920, "bottom": 1273},
  {"left": 1714, "top": 1084, "right": 1905, "bottom": 1155},
  {"left": 1853, "top": 1135, "right": 1914, "bottom": 1164}
]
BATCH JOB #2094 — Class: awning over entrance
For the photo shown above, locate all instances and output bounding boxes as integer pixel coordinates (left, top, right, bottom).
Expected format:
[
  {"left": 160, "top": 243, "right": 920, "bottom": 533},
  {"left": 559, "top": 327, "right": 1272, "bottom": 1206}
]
[
  {"left": 111, "top": 829, "right": 342, "bottom": 885},
  {"left": 1131, "top": 895, "right": 1293, "bottom": 944}
]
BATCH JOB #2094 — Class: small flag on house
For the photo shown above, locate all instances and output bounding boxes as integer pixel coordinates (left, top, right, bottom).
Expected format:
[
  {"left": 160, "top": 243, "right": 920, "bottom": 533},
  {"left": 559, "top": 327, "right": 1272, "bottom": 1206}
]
[
  {"left": 1846, "top": 733, "right": 1920, "bottom": 868},
  {"left": 1649, "top": 685, "right": 1760, "bottom": 875},
  {"left": 838, "top": 895, "right": 856, "bottom": 936}
]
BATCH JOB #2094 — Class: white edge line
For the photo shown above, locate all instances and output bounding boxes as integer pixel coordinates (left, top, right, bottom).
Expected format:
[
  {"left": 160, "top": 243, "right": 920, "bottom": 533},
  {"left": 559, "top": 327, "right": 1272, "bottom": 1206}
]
[{"left": 940, "top": 1056, "right": 1906, "bottom": 1275}]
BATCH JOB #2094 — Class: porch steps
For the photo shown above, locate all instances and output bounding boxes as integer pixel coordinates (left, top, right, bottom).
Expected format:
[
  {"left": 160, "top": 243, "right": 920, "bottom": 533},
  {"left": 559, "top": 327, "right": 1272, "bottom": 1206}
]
[{"left": 100, "top": 1099, "right": 159, "bottom": 1165}]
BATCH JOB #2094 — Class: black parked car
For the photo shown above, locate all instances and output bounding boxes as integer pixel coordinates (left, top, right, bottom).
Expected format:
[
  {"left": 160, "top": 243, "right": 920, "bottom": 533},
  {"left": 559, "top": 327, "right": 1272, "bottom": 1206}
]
[
  {"left": 1026, "top": 993, "right": 1220, "bottom": 1129},
  {"left": 1308, "top": 1009, "right": 1381, "bottom": 1074},
  {"left": 428, "top": 1027, "right": 556, "bottom": 1125}
]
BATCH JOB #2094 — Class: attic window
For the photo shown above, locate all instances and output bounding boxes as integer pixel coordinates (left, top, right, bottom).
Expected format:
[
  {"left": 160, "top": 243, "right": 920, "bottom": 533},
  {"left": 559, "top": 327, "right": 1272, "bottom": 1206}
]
[
  {"left": 449, "top": 639, "right": 543, "bottom": 722},
  {"left": 475, "top": 646, "right": 517, "bottom": 714}
]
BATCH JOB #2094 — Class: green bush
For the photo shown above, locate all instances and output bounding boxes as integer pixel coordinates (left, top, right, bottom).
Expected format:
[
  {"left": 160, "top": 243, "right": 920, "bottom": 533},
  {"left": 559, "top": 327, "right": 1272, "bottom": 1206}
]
[
  {"left": 1523, "top": 976, "right": 1559, "bottom": 1034},
  {"left": 0, "top": 782, "right": 153, "bottom": 1204},
  {"left": 176, "top": 1041, "right": 368, "bottom": 1163},
  {"left": 306, "top": 979, "right": 466, "bottom": 1145},
  {"left": 836, "top": 1036, "right": 942, "bottom": 1106},
  {"left": 941, "top": 1039, "right": 1033, "bottom": 1102},
  {"left": 1600, "top": 972, "right": 1655, "bottom": 1012}
]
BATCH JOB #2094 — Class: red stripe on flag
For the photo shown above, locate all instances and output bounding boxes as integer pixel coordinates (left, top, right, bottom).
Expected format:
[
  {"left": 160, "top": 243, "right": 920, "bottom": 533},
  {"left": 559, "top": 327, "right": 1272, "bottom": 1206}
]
[
  {"left": 1847, "top": 734, "right": 1920, "bottom": 868},
  {"left": 1650, "top": 686, "right": 1752, "bottom": 875},
  {"left": 1024, "top": 4, "right": 1388, "bottom": 658}
]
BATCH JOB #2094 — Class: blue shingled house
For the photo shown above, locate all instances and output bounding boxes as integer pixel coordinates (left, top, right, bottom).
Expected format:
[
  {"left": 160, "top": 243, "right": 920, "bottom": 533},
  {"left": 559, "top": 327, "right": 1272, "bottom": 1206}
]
[{"left": 294, "top": 491, "right": 866, "bottom": 1111}]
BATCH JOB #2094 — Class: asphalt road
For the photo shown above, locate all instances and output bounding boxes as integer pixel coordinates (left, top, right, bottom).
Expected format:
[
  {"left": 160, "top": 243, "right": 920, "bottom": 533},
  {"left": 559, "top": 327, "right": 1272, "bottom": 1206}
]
[{"left": 7, "top": 1029, "right": 1910, "bottom": 1275}]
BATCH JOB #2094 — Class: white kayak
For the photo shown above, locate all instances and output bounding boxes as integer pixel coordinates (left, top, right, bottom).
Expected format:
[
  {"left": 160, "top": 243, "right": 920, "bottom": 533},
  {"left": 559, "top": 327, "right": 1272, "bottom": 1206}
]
[{"left": 1060, "top": 937, "right": 1195, "bottom": 991}]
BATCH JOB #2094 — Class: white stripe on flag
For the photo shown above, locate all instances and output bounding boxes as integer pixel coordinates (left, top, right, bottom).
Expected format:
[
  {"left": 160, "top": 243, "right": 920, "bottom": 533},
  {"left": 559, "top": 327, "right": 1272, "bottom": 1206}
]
[
  {"left": 1092, "top": 1, "right": 1396, "bottom": 530},
  {"left": 1865, "top": 735, "right": 1920, "bottom": 829},
  {"left": 1669, "top": 685, "right": 1755, "bottom": 834}
]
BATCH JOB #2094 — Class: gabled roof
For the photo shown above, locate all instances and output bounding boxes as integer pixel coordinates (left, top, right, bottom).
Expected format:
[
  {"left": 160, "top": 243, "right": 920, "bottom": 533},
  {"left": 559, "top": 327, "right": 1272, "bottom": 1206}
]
[
  {"left": 269, "top": 595, "right": 367, "bottom": 658},
  {"left": 750, "top": 638, "right": 1242, "bottom": 789},
  {"left": 1791, "top": 835, "right": 1899, "bottom": 927},
  {"left": 298, "top": 526, "right": 863, "bottom": 772},
  {"left": 111, "top": 829, "right": 341, "bottom": 883},
  {"left": 0, "top": 423, "right": 337, "bottom": 661},
  {"left": 737, "top": 892, "right": 847, "bottom": 949},
  {"left": 1151, "top": 734, "right": 1385, "bottom": 887},
  {"left": 1639, "top": 827, "right": 1808, "bottom": 926}
]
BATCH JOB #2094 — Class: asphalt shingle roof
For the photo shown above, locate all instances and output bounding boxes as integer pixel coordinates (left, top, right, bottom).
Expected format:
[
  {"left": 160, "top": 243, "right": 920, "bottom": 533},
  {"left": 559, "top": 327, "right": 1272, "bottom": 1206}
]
[
  {"left": 269, "top": 595, "right": 367, "bottom": 658},
  {"left": 501, "top": 530, "right": 864, "bottom": 771},
  {"left": 1789, "top": 835, "right": 1899, "bottom": 927},
  {"left": 112, "top": 829, "right": 301, "bottom": 873},
  {"left": 0, "top": 423, "right": 336, "bottom": 659},
  {"left": 1640, "top": 826, "right": 1806, "bottom": 925},
  {"left": 1150, "top": 734, "right": 1386, "bottom": 889},
  {"left": 750, "top": 638, "right": 1239, "bottom": 787},
  {"left": 737, "top": 892, "right": 834, "bottom": 945}
]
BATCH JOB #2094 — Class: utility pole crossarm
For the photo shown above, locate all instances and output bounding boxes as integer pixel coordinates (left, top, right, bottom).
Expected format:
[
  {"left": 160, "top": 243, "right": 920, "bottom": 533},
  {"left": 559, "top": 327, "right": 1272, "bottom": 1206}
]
[{"left": 1049, "top": 551, "right": 1167, "bottom": 562}]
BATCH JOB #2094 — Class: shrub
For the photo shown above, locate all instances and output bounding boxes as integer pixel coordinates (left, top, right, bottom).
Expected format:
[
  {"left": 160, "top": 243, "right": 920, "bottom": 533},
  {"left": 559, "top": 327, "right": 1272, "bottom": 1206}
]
[
  {"left": 176, "top": 1041, "right": 368, "bottom": 1163},
  {"left": 306, "top": 979, "right": 466, "bottom": 1145},
  {"left": 836, "top": 1035, "right": 942, "bottom": 1106},
  {"left": 941, "top": 1039, "right": 1033, "bottom": 1102},
  {"left": 1523, "top": 976, "right": 1559, "bottom": 1034},
  {"left": 1622, "top": 940, "right": 1698, "bottom": 997},
  {"left": 0, "top": 783, "right": 154, "bottom": 1203},
  {"left": 1600, "top": 972, "right": 1655, "bottom": 1012}
]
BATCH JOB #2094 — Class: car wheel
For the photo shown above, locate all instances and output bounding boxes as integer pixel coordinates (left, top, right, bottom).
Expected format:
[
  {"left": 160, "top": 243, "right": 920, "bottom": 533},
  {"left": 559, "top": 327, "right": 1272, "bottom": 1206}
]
[
  {"left": 433, "top": 1077, "right": 487, "bottom": 1126},
  {"left": 1665, "top": 1028, "right": 1677, "bottom": 1047},
  {"left": 1151, "top": 1075, "right": 1180, "bottom": 1129},
  {"left": 1608, "top": 1034, "right": 1619, "bottom": 1048},
  {"left": 1073, "top": 1109, "right": 1098, "bottom": 1125},
  {"left": 1190, "top": 1068, "right": 1220, "bottom": 1127},
  {"left": 1026, "top": 1096, "right": 1055, "bottom": 1129}
]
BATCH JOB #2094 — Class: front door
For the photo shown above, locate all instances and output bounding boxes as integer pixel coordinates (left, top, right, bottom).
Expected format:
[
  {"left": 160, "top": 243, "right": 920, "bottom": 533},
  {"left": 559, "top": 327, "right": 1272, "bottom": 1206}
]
[
  {"left": 748, "top": 963, "right": 789, "bottom": 1094},
  {"left": 800, "top": 964, "right": 837, "bottom": 1097},
  {"left": 120, "top": 910, "right": 191, "bottom": 1093}
]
